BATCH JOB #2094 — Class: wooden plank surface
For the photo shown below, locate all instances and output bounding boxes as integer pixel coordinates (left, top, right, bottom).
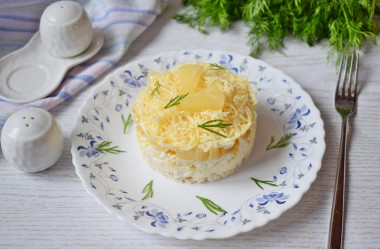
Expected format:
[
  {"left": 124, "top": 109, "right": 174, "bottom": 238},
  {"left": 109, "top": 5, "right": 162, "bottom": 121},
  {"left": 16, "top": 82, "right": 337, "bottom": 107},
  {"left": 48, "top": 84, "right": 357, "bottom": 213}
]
[{"left": 1, "top": 1, "right": 380, "bottom": 248}]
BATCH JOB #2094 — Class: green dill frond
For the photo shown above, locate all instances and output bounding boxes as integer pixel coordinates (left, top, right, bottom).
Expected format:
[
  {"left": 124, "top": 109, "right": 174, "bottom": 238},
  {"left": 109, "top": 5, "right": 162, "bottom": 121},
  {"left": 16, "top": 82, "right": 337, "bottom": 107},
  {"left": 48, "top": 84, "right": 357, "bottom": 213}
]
[{"left": 174, "top": 0, "right": 380, "bottom": 62}]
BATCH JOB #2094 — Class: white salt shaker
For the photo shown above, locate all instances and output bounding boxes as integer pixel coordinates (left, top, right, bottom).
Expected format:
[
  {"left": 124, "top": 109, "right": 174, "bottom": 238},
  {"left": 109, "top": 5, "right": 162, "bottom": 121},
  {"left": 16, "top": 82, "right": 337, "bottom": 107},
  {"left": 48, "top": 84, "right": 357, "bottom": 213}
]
[
  {"left": 39, "top": 1, "right": 94, "bottom": 57},
  {"left": 1, "top": 108, "right": 64, "bottom": 173}
]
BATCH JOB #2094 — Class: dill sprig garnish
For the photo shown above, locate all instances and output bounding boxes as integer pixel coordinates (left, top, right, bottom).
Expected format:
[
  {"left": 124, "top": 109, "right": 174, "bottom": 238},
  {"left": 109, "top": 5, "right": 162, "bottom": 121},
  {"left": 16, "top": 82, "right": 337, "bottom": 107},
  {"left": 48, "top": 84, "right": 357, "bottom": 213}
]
[
  {"left": 173, "top": 0, "right": 380, "bottom": 61},
  {"left": 250, "top": 177, "right": 278, "bottom": 190},
  {"left": 142, "top": 180, "right": 154, "bottom": 200},
  {"left": 164, "top": 93, "right": 189, "bottom": 109},
  {"left": 196, "top": 196, "right": 227, "bottom": 215},
  {"left": 197, "top": 119, "right": 232, "bottom": 138},
  {"left": 121, "top": 113, "right": 133, "bottom": 134},
  {"left": 151, "top": 81, "right": 162, "bottom": 96},
  {"left": 210, "top": 63, "right": 226, "bottom": 70},
  {"left": 95, "top": 141, "right": 126, "bottom": 154},
  {"left": 266, "top": 134, "right": 292, "bottom": 150}
]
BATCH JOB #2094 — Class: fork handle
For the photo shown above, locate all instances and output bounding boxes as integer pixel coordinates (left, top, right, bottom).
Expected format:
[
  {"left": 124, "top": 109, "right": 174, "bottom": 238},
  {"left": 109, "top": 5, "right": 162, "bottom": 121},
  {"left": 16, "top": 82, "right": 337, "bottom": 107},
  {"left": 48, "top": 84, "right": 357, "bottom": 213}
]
[{"left": 328, "top": 118, "right": 348, "bottom": 249}]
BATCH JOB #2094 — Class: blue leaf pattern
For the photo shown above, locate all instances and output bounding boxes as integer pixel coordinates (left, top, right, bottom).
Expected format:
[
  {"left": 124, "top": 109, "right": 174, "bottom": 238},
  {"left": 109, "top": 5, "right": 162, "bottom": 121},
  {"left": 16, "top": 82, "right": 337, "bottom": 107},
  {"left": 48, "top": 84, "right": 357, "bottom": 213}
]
[
  {"left": 146, "top": 209, "right": 169, "bottom": 228},
  {"left": 256, "top": 192, "right": 289, "bottom": 206}
]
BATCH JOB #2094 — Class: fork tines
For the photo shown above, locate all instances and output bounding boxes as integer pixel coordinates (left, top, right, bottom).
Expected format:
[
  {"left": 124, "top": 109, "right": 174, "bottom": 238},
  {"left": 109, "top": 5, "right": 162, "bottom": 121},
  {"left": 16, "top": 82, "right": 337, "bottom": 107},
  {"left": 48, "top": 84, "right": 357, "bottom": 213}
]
[{"left": 336, "top": 52, "right": 359, "bottom": 99}]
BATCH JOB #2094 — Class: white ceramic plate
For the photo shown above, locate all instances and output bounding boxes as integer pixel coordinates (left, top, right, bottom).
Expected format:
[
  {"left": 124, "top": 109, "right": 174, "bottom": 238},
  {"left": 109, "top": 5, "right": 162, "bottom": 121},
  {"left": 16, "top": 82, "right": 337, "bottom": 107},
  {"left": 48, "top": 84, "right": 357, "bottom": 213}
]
[
  {"left": 71, "top": 50, "right": 325, "bottom": 240},
  {"left": 0, "top": 27, "right": 103, "bottom": 103}
]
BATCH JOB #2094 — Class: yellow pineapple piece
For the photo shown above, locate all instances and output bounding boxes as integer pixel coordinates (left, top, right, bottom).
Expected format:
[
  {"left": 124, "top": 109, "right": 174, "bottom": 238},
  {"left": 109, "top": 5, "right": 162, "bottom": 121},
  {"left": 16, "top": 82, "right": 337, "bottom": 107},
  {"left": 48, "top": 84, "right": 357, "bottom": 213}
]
[
  {"left": 179, "top": 83, "right": 225, "bottom": 111},
  {"left": 178, "top": 63, "right": 204, "bottom": 94}
]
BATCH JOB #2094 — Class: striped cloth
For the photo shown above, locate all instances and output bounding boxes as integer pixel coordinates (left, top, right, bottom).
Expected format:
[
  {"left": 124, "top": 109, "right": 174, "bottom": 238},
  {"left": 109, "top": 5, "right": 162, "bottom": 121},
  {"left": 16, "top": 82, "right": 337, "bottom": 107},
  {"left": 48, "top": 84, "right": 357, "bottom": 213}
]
[{"left": 0, "top": 0, "right": 166, "bottom": 132}]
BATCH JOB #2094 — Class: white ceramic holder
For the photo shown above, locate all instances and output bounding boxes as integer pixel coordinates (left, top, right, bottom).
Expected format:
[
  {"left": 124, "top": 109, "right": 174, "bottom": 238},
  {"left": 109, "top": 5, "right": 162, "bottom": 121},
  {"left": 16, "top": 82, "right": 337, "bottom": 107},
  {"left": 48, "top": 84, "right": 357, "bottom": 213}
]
[
  {"left": 1, "top": 108, "right": 64, "bottom": 173},
  {"left": 0, "top": 1, "right": 104, "bottom": 104}
]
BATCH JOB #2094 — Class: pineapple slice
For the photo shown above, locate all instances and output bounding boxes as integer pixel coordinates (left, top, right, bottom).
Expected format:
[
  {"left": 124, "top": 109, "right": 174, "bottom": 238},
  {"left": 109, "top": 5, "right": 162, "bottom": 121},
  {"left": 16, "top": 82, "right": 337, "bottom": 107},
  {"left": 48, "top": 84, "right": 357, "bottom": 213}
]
[
  {"left": 179, "top": 83, "right": 225, "bottom": 111},
  {"left": 178, "top": 63, "right": 204, "bottom": 94}
]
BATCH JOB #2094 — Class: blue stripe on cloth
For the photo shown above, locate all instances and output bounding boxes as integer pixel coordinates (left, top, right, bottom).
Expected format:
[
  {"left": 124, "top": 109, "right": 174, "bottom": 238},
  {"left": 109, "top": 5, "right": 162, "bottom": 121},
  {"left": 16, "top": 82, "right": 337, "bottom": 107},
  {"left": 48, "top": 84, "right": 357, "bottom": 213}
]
[
  {"left": 65, "top": 75, "right": 95, "bottom": 83},
  {"left": 0, "top": 0, "right": 53, "bottom": 8},
  {"left": 90, "top": 7, "right": 158, "bottom": 23},
  {"left": 101, "top": 19, "right": 149, "bottom": 31},
  {"left": 0, "top": 43, "right": 24, "bottom": 49},
  {"left": 79, "top": 58, "right": 116, "bottom": 66},
  {"left": 0, "top": 26, "right": 37, "bottom": 33},
  {"left": 57, "top": 91, "right": 72, "bottom": 101},
  {"left": 101, "top": 40, "right": 132, "bottom": 51},
  {"left": 0, "top": 15, "right": 40, "bottom": 22},
  {"left": 0, "top": 114, "right": 10, "bottom": 128}
]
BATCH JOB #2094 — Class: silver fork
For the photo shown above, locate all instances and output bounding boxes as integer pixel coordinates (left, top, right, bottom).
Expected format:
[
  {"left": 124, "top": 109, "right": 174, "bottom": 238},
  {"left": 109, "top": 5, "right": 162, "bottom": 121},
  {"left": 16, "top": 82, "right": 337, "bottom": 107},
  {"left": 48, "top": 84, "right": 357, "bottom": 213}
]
[{"left": 328, "top": 52, "right": 359, "bottom": 249}]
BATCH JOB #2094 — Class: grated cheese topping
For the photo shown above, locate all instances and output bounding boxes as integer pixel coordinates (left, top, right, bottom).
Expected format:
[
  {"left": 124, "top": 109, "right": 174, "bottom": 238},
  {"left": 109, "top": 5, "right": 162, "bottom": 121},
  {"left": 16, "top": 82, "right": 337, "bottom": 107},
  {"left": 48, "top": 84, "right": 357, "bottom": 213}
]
[{"left": 131, "top": 62, "right": 257, "bottom": 153}]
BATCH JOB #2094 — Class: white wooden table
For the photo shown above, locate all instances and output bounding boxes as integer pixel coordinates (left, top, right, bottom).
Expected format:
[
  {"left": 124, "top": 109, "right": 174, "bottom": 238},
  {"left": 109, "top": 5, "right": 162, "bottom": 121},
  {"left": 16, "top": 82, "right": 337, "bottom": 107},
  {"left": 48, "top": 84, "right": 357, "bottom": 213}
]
[{"left": 1, "top": 1, "right": 380, "bottom": 248}]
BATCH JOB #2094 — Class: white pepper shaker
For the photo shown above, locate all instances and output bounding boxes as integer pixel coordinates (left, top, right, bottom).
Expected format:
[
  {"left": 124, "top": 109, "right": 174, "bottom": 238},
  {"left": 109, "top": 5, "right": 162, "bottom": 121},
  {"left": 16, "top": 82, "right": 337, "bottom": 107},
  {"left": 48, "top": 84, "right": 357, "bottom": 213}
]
[
  {"left": 39, "top": 1, "right": 94, "bottom": 57},
  {"left": 1, "top": 108, "right": 64, "bottom": 172}
]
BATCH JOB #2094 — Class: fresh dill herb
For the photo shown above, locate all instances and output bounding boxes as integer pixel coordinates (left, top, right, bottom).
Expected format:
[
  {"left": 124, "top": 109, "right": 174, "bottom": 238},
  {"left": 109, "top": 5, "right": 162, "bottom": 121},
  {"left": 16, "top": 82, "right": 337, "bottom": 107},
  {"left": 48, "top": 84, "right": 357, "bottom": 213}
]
[
  {"left": 210, "top": 63, "right": 226, "bottom": 70},
  {"left": 142, "top": 180, "right": 154, "bottom": 200},
  {"left": 266, "top": 134, "right": 292, "bottom": 150},
  {"left": 151, "top": 81, "right": 162, "bottom": 96},
  {"left": 174, "top": 0, "right": 380, "bottom": 61},
  {"left": 198, "top": 119, "right": 232, "bottom": 138},
  {"left": 95, "top": 141, "right": 126, "bottom": 154},
  {"left": 250, "top": 177, "right": 278, "bottom": 190},
  {"left": 196, "top": 196, "right": 227, "bottom": 215},
  {"left": 164, "top": 93, "right": 189, "bottom": 109},
  {"left": 121, "top": 113, "right": 133, "bottom": 134}
]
